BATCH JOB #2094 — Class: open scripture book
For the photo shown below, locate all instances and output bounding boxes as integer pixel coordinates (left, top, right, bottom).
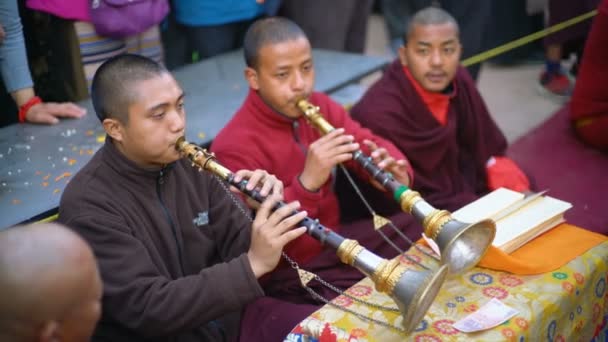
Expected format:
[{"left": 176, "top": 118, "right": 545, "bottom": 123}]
[{"left": 451, "top": 188, "right": 573, "bottom": 253}]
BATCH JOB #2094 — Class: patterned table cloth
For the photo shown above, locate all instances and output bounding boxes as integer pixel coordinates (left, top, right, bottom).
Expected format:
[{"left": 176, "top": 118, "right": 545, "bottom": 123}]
[{"left": 286, "top": 241, "right": 608, "bottom": 342}]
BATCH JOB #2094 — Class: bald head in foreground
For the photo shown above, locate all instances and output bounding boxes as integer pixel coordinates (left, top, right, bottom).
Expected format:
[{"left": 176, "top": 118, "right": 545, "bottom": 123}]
[{"left": 0, "top": 223, "right": 102, "bottom": 342}]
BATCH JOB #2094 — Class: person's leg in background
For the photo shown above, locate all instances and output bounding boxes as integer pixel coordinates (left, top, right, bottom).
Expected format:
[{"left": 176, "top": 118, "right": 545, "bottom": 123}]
[
  {"left": 381, "top": 0, "right": 430, "bottom": 55},
  {"left": 161, "top": 12, "right": 191, "bottom": 70},
  {"left": 344, "top": 0, "right": 374, "bottom": 53},
  {"left": 441, "top": 0, "right": 493, "bottom": 81},
  {"left": 539, "top": 0, "right": 599, "bottom": 97},
  {"left": 184, "top": 19, "right": 254, "bottom": 59},
  {"left": 280, "top": 0, "right": 373, "bottom": 53}
]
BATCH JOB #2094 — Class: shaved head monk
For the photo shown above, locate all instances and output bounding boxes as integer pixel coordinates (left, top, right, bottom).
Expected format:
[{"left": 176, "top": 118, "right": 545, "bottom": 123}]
[
  {"left": 349, "top": 6, "right": 531, "bottom": 213},
  {"left": 0, "top": 223, "right": 102, "bottom": 342}
]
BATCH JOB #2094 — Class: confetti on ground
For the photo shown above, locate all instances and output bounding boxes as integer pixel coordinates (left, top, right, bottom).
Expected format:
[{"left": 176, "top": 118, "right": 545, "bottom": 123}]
[
  {"left": 68, "top": 159, "right": 77, "bottom": 166},
  {"left": 43, "top": 174, "right": 50, "bottom": 181},
  {"left": 86, "top": 130, "right": 94, "bottom": 136},
  {"left": 35, "top": 171, "right": 42, "bottom": 175},
  {"left": 12, "top": 199, "right": 21, "bottom": 205},
  {"left": 60, "top": 129, "right": 77, "bottom": 137},
  {"left": 97, "top": 134, "right": 106, "bottom": 143},
  {"left": 42, "top": 182, "right": 49, "bottom": 187},
  {"left": 54, "top": 172, "right": 72, "bottom": 182},
  {"left": 79, "top": 149, "right": 84, "bottom": 155},
  {"left": 87, "top": 149, "right": 94, "bottom": 155},
  {"left": 53, "top": 189, "right": 61, "bottom": 194},
  {"left": 198, "top": 132, "right": 206, "bottom": 140}
]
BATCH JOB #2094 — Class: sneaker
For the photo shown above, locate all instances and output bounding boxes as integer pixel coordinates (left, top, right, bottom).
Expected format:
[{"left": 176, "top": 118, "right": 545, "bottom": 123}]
[{"left": 539, "top": 71, "right": 573, "bottom": 97}]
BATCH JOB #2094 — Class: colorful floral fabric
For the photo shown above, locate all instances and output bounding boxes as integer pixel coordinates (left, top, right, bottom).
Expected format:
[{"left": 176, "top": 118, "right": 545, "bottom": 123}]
[{"left": 286, "top": 241, "right": 608, "bottom": 341}]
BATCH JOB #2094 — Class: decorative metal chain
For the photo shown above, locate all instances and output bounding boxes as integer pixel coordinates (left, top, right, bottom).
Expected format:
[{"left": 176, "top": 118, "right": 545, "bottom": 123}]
[
  {"left": 304, "top": 286, "right": 406, "bottom": 333},
  {"left": 338, "top": 165, "right": 440, "bottom": 264},
  {"left": 212, "top": 175, "right": 405, "bottom": 315},
  {"left": 310, "top": 271, "right": 400, "bottom": 313}
]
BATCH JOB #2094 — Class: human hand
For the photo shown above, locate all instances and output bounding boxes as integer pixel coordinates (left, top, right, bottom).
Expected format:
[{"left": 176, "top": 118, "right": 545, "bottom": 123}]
[
  {"left": 232, "top": 169, "right": 283, "bottom": 209},
  {"left": 299, "top": 128, "right": 359, "bottom": 191},
  {"left": 363, "top": 140, "right": 411, "bottom": 189},
  {"left": 247, "top": 196, "right": 308, "bottom": 277},
  {"left": 26, "top": 102, "right": 87, "bottom": 125}
]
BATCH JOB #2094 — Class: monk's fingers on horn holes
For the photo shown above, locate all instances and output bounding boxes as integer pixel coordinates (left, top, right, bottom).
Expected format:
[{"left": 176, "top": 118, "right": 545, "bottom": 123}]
[
  {"left": 246, "top": 169, "right": 267, "bottom": 191},
  {"left": 333, "top": 141, "right": 359, "bottom": 155},
  {"left": 333, "top": 152, "right": 354, "bottom": 165},
  {"left": 266, "top": 200, "right": 301, "bottom": 229},
  {"left": 323, "top": 134, "right": 354, "bottom": 152},
  {"left": 363, "top": 139, "right": 378, "bottom": 151},
  {"left": 253, "top": 194, "right": 280, "bottom": 227},
  {"left": 377, "top": 156, "right": 396, "bottom": 170},
  {"left": 259, "top": 174, "right": 281, "bottom": 197},
  {"left": 276, "top": 210, "right": 308, "bottom": 236},
  {"left": 233, "top": 169, "right": 254, "bottom": 183},
  {"left": 280, "top": 226, "right": 308, "bottom": 246},
  {"left": 272, "top": 176, "right": 284, "bottom": 196},
  {"left": 370, "top": 146, "right": 388, "bottom": 160}
]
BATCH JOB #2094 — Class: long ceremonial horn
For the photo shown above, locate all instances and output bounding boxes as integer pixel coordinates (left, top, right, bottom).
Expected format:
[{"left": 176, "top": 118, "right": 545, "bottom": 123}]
[
  {"left": 176, "top": 137, "right": 448, "bottom": 333},
  {"left": 297, "top": 100, "right": 496, "bottom": 274}
]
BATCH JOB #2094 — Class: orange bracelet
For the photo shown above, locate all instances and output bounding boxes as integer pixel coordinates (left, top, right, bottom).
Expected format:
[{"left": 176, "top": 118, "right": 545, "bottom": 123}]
[{"left": 18, "top": 96, "right": 42, "bottom": 123}]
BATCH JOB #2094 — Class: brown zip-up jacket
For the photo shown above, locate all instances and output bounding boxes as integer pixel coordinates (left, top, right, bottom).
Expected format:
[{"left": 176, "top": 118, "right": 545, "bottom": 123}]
[{"left": 59, "top": 140, "right": 263, "bottom": 341}]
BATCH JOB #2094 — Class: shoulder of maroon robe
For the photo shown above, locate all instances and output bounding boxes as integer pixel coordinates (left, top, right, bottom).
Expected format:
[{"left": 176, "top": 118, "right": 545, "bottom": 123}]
[
  {"left": 352, "top": 59, "right": 506, "bottom": 154},
  {"left": 350, "top": 60, "right": 508, "bottom": 208}
]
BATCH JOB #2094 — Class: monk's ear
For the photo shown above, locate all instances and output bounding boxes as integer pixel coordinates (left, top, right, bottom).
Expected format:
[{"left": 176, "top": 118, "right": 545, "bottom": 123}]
[
  {"left": 103, "top": 117, "right": 125, "bottom": 142},
  {"left": 39, "top": 320, "right": 60, "bottom": 342},
  {"left": 244, "top": 67, "right": 260, "bottom": 90},
  {"left": 398, "top": 45, "right": 408, "bottom": 67}
]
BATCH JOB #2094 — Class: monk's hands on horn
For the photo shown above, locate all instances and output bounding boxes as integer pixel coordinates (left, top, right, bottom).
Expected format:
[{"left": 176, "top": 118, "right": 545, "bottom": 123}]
[
  {"left": 299, "top": 128, "right": 359, "bottom": 191},
  {"left": 248, "top": 196, "right": 308, "bottom": 278},
  {"left": 233, "top": 169, "right": 284, "bottom": 209},
  {"left": 364, "top": 140, "right": 411, "bottom": 188}
]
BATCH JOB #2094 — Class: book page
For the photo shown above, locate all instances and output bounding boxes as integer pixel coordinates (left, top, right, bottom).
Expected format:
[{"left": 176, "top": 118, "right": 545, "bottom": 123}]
[{"left": 452, "top": 188, "right": 524, "bottom": 223}]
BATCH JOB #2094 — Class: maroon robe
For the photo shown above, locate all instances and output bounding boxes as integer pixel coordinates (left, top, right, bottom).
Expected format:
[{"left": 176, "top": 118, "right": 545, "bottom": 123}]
[
  {"left": 570, "top": 0, "right": 608, "bottom": 151},
  {"left": 348, "top": 60, "right": 509, "bottom": 213}
]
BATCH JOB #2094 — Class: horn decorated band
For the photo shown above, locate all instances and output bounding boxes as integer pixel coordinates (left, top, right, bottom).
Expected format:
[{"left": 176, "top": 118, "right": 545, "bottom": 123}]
[{"left": 175, "top": 136, "right": 448, "bottom": 333}]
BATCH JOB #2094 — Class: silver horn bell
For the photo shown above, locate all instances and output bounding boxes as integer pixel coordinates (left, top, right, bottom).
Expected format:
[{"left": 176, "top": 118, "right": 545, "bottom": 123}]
[
  {"left": 338, "top": 239, "right": 449, "bottom": 333},
  {"left": 399, "top": 189, "right": 496, "bottom": 274}
]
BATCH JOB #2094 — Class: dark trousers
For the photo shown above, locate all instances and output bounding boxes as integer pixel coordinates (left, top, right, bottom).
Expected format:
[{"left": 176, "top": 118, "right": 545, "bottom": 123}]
[
  {"left": 280, "top": 0, "right": 374, "bottom": 53},
  {"left": 186, "top": 19, "right": 255, "bottom": 59},
  {"left": 162, "top": 17, "right": 256, "bottom": 70}
]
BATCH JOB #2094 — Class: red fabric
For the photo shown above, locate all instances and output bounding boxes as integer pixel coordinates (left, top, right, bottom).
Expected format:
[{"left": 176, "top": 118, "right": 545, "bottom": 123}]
[
  {"left": 211, "top": 89, "right": 410, "bottom": 265},
  {"left": 570, "top": 0, "right": 608, "bottom": 151},
  {"left": 402, "top": 66, "right": 454, "bottom": 126},
  {"left": 486, "top": 156, "right": 530, "bottom": 192}
]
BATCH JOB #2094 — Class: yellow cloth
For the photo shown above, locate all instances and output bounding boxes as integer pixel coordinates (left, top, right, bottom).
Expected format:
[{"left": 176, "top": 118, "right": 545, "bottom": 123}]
[
  {"left": 287, "top": 238, "right": 608, "bottom": 341},
  {"left": 478, "top": 223, "right": 607, "bottom": 275}
]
